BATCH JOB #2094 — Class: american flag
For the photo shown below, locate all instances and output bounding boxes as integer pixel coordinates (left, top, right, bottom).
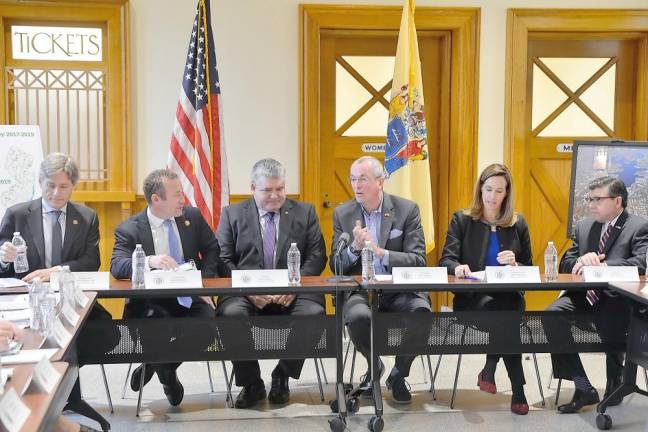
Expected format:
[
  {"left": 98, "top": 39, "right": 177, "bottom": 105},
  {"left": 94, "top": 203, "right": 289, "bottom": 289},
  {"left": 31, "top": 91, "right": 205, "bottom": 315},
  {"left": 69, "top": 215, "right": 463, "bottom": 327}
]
[{"left": 168, "top": 0, "right": 228, "bottom": 230}]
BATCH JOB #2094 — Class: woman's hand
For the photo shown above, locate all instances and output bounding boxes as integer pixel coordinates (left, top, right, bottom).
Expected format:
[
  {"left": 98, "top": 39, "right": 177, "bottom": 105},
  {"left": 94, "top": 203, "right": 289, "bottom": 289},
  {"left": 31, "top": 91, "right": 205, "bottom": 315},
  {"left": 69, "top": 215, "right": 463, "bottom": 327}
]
[
  {"left": 454, "top": 264, "right": 472, "bottom": 278},
  {"left": 497, "top": 250, "right": 517, "bottom": 266}
]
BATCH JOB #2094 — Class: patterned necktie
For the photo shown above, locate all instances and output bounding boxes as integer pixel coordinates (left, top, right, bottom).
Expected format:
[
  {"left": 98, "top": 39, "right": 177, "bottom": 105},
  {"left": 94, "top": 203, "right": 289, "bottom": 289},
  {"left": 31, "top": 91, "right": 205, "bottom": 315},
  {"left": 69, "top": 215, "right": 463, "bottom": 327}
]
[
  {"left": 586, "top": 223, "right": 614, "bottom": 306},
  {"left": 164, "top": 219, "right": 192, "bottom": 309},
  {"left": 263, "top": 212, "right": 276, "bottom": 269},
  {"left": 50, "top": 210, "right": 62, "bottom": 267}
]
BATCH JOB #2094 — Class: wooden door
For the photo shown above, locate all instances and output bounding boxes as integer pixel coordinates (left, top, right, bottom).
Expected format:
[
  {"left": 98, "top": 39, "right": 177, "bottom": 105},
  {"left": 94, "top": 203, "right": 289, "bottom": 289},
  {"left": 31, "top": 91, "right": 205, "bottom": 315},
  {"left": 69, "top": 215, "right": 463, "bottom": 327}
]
[
  {"left": 318, "top": 29, "right": 450, "bottom": 278},
  {"left": 523, "top": 36, "right": 642, "bottom": 310}
]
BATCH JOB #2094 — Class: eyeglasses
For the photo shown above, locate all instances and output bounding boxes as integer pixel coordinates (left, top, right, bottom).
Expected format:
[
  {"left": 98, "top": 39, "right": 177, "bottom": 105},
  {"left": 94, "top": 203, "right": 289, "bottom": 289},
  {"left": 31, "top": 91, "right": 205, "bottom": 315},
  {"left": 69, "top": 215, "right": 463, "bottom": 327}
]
[{"left": 583, "top": 196, "right": 615, "bottom": 204}]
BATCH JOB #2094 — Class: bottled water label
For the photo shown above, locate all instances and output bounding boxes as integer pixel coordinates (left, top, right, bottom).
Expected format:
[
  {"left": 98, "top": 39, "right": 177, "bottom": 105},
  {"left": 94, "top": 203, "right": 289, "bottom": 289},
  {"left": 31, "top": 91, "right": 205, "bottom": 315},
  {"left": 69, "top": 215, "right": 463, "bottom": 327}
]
[{"left": 287, "top": 243, "right": 301, "bottom": 286}]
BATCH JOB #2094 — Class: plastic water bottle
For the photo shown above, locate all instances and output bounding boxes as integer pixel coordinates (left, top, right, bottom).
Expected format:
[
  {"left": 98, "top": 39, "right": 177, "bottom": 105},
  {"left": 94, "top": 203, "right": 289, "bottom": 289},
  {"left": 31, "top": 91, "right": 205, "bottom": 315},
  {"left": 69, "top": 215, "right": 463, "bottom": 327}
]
[
  {"left": 544, "top": 241, "right": 558, "bottom": 282},
  {"left": 361, "top": 240, "right": 375, "bottom": 283},
  {"left": 12, "top": 232, "right": 29, "bottom": 273},
  {"left": 28, "top": 277, "right": 45, "bottom": 331},
  {"left": 132, "top": 244, "right": 146, "bottom": 289},
  {"left": 287, "top": 242, "right": 301, "bottom": 286},
  {"left": 58, "top": 266, "right": 76, "bottom": 309}
]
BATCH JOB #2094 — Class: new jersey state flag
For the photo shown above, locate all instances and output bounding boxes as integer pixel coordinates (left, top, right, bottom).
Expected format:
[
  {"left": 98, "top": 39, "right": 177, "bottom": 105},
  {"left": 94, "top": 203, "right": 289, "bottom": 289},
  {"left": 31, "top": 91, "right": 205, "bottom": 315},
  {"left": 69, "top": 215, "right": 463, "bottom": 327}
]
[{"left": 383, "top": 0, "right": 435, "bottom": 252}]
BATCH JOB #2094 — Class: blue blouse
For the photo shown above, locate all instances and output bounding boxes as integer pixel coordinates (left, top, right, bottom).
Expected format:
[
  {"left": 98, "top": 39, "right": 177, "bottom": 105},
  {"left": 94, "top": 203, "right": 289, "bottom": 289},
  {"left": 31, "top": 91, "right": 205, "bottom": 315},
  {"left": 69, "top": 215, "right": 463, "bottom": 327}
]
[{"left": 484, "top": 230, "right": 500, "bottom": 266}]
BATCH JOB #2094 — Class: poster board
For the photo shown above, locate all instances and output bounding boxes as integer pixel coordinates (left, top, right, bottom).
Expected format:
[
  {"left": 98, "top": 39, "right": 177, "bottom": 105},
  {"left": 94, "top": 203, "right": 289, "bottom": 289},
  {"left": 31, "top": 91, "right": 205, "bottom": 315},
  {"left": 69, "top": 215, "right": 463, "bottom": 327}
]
[
  {"left": 0, "top": 125, "right": 43, "bottom": 221},
  {"left": 567, "top": 140, "right": 648, "bottom": 238}
]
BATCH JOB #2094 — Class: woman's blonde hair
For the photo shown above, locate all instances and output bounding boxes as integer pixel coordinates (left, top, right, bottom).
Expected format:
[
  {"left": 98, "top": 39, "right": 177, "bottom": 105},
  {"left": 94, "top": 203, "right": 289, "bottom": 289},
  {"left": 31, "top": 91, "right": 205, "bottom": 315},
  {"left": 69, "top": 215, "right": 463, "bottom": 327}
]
[{"left": 464, "top": 163, "right": 516, "bottom": 226}]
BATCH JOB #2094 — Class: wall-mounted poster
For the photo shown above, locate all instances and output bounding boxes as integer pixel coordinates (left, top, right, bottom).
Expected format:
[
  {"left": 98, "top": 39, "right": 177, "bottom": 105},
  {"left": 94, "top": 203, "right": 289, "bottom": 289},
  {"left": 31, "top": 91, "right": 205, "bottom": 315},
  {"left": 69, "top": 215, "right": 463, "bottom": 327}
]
[
  {"left": 0, "top": 125, "right": 43, "bottom": 221},
  {"left": 568, "top": 140, "right": 648, "bottom": 238}
]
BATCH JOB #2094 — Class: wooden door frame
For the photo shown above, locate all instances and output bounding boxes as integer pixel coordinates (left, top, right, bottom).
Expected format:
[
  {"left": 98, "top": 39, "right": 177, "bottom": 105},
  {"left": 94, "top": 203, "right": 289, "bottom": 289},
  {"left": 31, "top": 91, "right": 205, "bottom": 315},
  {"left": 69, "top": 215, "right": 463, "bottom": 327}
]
[
  {"left": 504, "top": 9, "right": 648, "bottom": 210},
  {"left": 300, "top": 5, "right": 480, "bottom": 233}
]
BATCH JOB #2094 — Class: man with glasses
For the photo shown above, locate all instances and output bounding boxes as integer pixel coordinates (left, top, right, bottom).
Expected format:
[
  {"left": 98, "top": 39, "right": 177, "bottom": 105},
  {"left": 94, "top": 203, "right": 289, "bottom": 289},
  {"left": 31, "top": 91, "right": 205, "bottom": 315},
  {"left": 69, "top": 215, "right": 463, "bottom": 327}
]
[
  {"left": 544, "top": 176, "right": 648, "bottom": 413},
  {"left": 215, "top": 158, "right": 327, "bottom": 408},
  {"left": 330, "top": 156, "right": 431, "bottom": 404},
  {"left": 110, "top": 169, "right": 223, "bottom": 407}
]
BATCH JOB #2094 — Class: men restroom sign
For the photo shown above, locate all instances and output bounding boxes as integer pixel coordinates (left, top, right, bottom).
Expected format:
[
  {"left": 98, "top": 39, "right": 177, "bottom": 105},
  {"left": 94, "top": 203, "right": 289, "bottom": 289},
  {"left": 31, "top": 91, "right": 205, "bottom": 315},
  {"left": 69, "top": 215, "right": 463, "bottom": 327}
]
[{"left": 11, "top": 25, "right": 102, "bottom": 61}]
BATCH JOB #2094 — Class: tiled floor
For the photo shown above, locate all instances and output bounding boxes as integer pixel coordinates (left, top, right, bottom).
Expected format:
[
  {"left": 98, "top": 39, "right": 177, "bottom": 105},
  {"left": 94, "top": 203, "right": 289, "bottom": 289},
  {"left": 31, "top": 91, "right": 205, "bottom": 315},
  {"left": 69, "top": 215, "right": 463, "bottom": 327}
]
[{"left": 69, "top": 352, "right": 648, "bottom": 431}]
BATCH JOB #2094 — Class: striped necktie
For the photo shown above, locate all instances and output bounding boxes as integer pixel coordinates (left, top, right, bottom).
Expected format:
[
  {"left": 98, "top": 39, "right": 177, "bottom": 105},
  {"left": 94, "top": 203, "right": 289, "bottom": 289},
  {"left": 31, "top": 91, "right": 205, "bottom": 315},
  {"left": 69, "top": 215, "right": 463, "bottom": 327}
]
[
  {"left": 263, "top": 212, "right": 276, "bottom": 269},
  {"left": 586, "top": 223, "right": 614, "bottom": 306}
]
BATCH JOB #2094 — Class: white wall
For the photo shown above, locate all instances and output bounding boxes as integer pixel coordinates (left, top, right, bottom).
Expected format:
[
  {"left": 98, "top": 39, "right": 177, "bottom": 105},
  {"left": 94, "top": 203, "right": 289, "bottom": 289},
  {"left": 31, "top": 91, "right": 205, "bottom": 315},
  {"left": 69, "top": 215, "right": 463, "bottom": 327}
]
[{"left": 130, "top": 0, "right": 648, "bottom": 194}]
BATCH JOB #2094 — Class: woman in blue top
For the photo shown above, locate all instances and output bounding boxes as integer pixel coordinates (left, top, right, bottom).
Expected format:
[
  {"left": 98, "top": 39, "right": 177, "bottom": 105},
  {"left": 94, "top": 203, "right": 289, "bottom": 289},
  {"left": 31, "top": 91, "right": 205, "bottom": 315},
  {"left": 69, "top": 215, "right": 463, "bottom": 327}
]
[{"left": 439, "top": 163, "right": 532, "bottom": 415}]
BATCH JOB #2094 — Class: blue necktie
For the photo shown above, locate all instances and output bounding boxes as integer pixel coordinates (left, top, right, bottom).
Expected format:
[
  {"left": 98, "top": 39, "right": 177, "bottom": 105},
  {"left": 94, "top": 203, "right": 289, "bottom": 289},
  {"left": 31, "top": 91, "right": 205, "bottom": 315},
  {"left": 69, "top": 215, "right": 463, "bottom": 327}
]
[{"left": 164, "top": 219, "right": 192, "bottom": 309}]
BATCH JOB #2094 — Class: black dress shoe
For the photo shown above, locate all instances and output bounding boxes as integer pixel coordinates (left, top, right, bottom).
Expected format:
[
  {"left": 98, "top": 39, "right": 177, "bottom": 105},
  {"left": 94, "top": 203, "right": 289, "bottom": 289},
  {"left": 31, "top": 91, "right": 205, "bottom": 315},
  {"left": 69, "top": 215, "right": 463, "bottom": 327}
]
[
  {"left": 386, "top": 373, "right": 411, "bottom": 404},
  {"left": 603, "top": 376, "right": 624, "bottom": 406},
  {"left": 235, "top": 381, "right": 267, "bottom": 409},
  {"left": 130, "top": 364, "right": 155, "bottom": 392},
  {"left": 358, "top": 359, "right": 385, "bottom": 399},
  {"left": 160, "top": 371, "right": 184, "bottom": 406},
  {"left": 558, "top": 388, "right": 600, "bottom": 414},
  {"left": 268, "top": 370, "right": 290, "bottom": 404}
]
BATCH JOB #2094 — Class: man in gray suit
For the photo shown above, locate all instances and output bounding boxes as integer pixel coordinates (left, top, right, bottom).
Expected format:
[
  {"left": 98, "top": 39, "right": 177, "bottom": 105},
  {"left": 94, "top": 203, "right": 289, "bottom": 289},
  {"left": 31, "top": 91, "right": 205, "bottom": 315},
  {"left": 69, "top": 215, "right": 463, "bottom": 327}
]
[
  {"left": 331, "top": 156, "right": 431, "bottom": 404},
  {"left": 0, "top": 152, "right": 100, "bottom": 280},
  {"left": 216, "top": 158, "right": 327, "bottom": 408},
  {"left": 545, "top": 176, "right": 648, "bottom": 413}
]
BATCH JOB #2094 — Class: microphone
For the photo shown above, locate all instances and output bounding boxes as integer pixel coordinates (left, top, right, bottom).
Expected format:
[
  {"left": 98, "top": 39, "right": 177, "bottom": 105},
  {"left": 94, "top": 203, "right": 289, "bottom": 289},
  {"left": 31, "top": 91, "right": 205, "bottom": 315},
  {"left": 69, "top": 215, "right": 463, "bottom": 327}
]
[{"left": 334, "top": 232, "right": 350, "bottom": 257}]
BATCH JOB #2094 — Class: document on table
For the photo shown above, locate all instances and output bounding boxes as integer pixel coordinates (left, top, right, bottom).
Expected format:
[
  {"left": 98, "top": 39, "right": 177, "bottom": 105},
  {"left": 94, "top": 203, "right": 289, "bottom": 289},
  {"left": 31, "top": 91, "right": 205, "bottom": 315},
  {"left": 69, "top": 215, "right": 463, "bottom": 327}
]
[
  {"left": 1, "top": 349, "right": 58, "bottom": 365},
  {"left": 0, "top": 278, "right": 28, "bottom": 288},
  {"left": 0, "top": 295, "right": 29, "bottom": 311}
]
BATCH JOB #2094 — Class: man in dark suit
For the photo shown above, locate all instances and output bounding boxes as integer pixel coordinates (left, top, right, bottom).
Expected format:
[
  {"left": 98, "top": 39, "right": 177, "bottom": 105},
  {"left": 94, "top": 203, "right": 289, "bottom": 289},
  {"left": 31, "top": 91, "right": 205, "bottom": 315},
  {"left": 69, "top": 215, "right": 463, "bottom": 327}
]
[
  {"left": 110, "top": 168, "right": 222, "bottom": 407},
  {"left": 216, "top": 158, "right": 327, "bottom": 408},
  {"left": 0, "top": 153, "right": 100, "bottom": 280},
  {"left": 331, "top": 156, "right": 431, "bottom": 404},
  {"left": 0, "top": 153, "right": 116, "bottom": 426},
  {"left": 545, "top": 176, "right": 648, "bottom": 413}
]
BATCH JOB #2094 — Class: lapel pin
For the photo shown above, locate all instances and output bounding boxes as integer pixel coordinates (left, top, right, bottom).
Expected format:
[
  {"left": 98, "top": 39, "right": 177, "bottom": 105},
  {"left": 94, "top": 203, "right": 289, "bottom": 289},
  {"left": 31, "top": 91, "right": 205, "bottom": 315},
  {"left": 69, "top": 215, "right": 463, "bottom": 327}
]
[
  {"left": 285, "top": 211, "right": 289, "bottom": 215},
  {"left": 185, "top": 220, "right": 191, "bottom": 226},
  {"left": 72, "top": 219, "right": 79, "bottom": 225},
  {"left": 384, "top": 212, "right": 390, "bottom": 218}
]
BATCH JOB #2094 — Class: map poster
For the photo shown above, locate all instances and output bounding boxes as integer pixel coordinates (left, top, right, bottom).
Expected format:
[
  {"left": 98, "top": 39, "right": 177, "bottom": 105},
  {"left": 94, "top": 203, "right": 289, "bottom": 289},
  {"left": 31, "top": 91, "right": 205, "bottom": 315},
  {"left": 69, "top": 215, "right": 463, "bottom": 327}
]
[
  {"left": 0, "top": 125, "right": 43, "bottom": 222},
  {"left": 567, "top": 140, "right": 648, "bottom": 238}
]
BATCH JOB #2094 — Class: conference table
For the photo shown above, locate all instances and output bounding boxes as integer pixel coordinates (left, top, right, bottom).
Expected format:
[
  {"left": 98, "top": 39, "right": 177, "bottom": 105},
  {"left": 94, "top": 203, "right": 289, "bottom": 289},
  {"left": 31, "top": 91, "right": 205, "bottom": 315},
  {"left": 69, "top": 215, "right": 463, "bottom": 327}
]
[
  {"left": 0, "top": 292, "right": 97, "bottom": 432},
  {"left": 595, "top": 281, "right": 648, "bottom": 430},
  {"left": 2, "top": 275, "right": 646, "bottom": 432}
]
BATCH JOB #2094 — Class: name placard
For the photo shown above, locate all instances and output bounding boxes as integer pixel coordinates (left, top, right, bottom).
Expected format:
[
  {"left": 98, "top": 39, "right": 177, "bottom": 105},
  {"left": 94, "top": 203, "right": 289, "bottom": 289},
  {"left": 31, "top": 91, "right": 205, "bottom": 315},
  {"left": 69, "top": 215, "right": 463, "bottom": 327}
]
[
  {"left": 144, "top": 270, "right": 202, "bottom": 289},
  {"left": 60, "top": 302, "right": 80, "bottom": 327},
  {"left": 392, "top": 267, "right": 448, "bottom": 284},
  {"left": 22, "top": 356, "right": 60, "bottom": 395},
  {"left": 74, "top": 289, "right": 89, "bottom": 308},
  {"left": 49, "top": 318, "right": 72, "bottom": 348},
  {"left": 0, "top": 388, "right": 30, "bottom": 432},
  {"left": 582, "top": 266, "right": 639, "bottom": 282},
  {"left": 232, "top": 270, "right": 289, "bottom": 288},
  {"left": 485, "top": 266, "right": 541, "bottom": 283},
  {"left": 50, "top": 271, "right": 109, "bottom": 291}
]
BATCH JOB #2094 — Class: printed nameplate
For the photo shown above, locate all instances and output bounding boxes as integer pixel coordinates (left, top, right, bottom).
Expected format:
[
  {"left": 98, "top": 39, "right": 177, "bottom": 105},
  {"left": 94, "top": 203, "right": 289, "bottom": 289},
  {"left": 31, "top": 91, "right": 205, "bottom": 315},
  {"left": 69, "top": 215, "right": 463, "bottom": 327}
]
[
  {"left": 49, "top": 318, "right": 72, "bottom": 348},
  {"left": 23, "top": 356, "right": 60, "bottom": 395},
  {"left": 0, "top": 387, "right": 30, "bottom": 432},
  {"left": 51, "top": 271, "right": 109, "bottom": 291},
  {"left": 485, "top": 266, "right": 541, "bottom": 283},
  {"left": 74, "top": 289, "right": 89, "bottom": 308},
  {"left": 232, "top": 270, "right": 289, "bottom": 288},
  {"left": 60, "top": 302, "right": 80, "bottom": 327},
  {"left": 144, "top": 270, "right": 203, "bottom": 289},
  {"left": 582, "top": 266, "right": 639, "bottom": 282},
  {"left": 392, "top": 267, "right": 448, "bottom": 284}
]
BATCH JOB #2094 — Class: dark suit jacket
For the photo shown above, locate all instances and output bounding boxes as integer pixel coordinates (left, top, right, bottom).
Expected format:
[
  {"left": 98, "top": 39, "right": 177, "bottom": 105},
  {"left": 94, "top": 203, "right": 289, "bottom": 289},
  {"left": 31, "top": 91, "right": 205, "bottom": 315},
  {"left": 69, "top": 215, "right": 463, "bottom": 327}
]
[
  {"left": 439, "top": 211, "right": 533, "bottom": 274},
  {"left": 560, "top": 209, "right": 648, "bottom": 275},
  {"left": 216, "top": 198, "right": 327, "bottom": 304},
  {"left": 110, "top": 206, "right": 222, "bottom": 279},
  {"left": 0, "top": 198, "right": 100, "bottom": 276},
  {"left": 330, "top": 192, "right": 426, "bottom": 278}
]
